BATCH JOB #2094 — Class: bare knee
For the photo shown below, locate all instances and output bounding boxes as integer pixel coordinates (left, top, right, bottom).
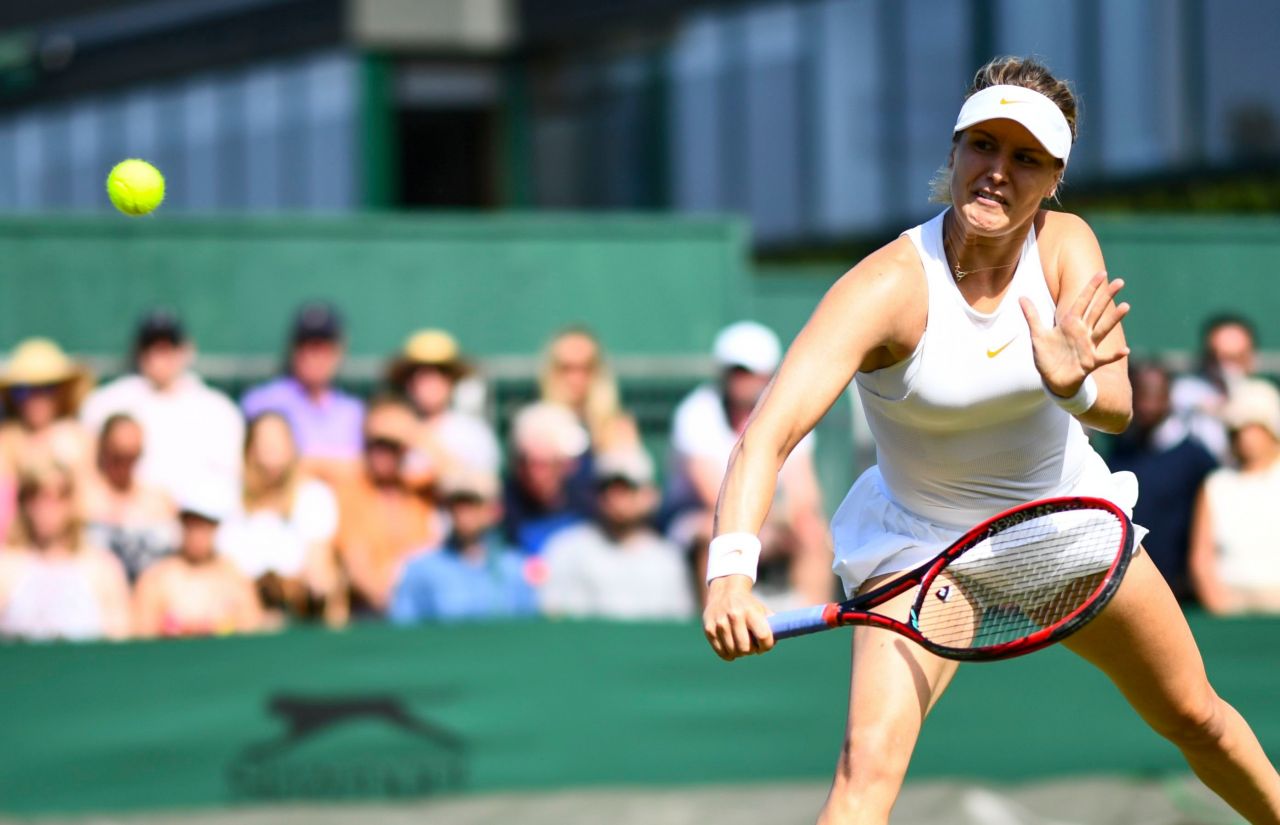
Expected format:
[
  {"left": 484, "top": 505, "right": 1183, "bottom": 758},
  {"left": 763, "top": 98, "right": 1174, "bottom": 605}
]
[
  {"left": 830, "top": 725, "right": 912, "bottom": 797},
  {"left": 1149, "top": 690, "right": 1229, "bottom": 751}
]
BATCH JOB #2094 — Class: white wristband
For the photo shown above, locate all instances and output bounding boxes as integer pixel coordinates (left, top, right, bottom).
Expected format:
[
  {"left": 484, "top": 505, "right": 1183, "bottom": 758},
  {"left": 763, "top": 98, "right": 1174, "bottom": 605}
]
[
  {"left": 1045, "top": 374, "right": 1098, "bottom": 416},
  {"left": 706, "top": 532, "right": 762, "bottom": 584}
]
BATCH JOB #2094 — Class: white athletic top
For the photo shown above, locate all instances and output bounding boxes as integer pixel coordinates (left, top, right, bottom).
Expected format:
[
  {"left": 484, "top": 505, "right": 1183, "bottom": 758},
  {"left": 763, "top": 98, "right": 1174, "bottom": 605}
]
[
  {"left": 1202, "top": 461, "right": 1280, "bottom": 588},
  {"left": 854, "top": 210, "right": 1092, "bottom": 528}
]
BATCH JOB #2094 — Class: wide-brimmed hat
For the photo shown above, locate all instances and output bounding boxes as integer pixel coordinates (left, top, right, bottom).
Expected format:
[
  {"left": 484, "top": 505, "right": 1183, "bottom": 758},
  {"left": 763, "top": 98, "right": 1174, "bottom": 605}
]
[
  {"left": 386, "top": 329, "right": 471, "bottom": 387},
  {"left": 0, "top": 338, "right": 94, "bottom": 412}
]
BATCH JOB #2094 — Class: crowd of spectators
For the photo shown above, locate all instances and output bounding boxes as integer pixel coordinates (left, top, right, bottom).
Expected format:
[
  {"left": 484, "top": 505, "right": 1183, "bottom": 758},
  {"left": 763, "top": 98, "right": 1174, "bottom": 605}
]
[
  {"left": 0, "top": 307, "right": 830, "bottom": 642},
  {"left": 1105, "top": 315, "right": 1280, "bottom": 616},
  {"left": 0, "top": 306, "right": 1275, "bottom": 643}
]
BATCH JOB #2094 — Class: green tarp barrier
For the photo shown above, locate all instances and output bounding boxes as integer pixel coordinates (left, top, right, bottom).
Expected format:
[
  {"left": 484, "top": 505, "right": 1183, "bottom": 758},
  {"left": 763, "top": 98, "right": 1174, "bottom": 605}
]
[
  {"left": 4, "top": 214, "right": 1280, "bottom": 361},
  {"left": 2, "top": 615, "right": 1277, "bottom": 815}
]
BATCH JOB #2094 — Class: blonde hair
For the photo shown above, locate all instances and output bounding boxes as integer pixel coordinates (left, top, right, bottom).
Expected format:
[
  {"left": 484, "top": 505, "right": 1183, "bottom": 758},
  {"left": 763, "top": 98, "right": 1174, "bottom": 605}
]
[
  {"left": 537, "top": 327, "right": 625, "bottom": 449},
  {"left": 930, "top": 55, "right": 1079, "bottom": 203},
  {"left": 11, "top": 461, "right": 82, "bottom": 551},
  {"left": 242, "top": 412, "right": 300, "bottom": 515}
]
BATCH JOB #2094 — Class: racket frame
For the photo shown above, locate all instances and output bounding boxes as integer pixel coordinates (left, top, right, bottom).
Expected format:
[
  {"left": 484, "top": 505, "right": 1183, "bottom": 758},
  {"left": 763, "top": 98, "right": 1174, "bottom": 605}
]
[{"left": 774, "top": 496, "right": 1136, "bottom": 661}]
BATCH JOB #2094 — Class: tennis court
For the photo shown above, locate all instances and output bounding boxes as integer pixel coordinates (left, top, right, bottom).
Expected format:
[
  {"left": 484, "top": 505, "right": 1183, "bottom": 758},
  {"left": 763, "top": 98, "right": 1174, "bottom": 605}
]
[{"left": 0, "top": 777, "right": 1240, "bottom": 825}]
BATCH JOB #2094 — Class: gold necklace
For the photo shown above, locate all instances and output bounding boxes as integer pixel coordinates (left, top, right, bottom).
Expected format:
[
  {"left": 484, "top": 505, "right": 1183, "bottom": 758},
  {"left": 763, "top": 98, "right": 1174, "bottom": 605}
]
[{"left": 943, "top": 220, "right": 1018, "bottom": 282}]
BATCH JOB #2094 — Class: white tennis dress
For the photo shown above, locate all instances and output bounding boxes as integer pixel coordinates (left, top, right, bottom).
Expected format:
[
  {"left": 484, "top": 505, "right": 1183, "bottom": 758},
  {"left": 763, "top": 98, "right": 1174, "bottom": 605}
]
[{"left": 831, "top": 210, "right": 1146, "bottom": 597}]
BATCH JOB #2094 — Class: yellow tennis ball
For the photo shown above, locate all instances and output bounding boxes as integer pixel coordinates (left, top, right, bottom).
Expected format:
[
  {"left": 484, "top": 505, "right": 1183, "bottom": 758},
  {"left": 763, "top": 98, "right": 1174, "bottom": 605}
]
[{"left": 106, "top": 159, "right": 165, "bottom": 216}]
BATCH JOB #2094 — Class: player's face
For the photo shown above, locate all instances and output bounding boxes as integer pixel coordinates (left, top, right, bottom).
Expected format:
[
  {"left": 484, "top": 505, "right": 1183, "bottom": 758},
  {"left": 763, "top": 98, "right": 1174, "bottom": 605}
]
[{"left": 950, "top": 119, "right": 1062, "bottom": 235}]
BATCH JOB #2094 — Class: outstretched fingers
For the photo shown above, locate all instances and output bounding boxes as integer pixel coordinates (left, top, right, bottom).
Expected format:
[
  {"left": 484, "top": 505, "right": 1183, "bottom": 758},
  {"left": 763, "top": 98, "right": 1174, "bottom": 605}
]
[
  {"left": 1068, "top": 271, "right": 1108, "bottom": 322},
  {"left": 1092, "top": 298, "right": 1131, "bottom": 345},
  {"left": 1084, "top": 276, "right": 1125, "bottom": 327}
]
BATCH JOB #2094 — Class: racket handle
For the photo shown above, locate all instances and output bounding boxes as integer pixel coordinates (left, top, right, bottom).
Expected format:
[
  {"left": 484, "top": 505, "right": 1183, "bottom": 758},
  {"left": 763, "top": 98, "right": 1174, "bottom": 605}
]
[{"left": 768, "top": 604, "right": 836, "bottom": 641}]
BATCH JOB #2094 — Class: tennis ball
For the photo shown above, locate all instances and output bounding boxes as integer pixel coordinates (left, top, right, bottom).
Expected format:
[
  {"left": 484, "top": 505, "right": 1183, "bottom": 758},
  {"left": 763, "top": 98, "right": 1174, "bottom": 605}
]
[{"left": 106, "top": 159, "right": 165, "bottom": 216}]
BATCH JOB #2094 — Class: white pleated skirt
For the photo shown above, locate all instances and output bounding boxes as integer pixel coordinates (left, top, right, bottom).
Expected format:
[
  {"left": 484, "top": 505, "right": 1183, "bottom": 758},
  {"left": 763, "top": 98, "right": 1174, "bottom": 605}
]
[{"left": 830, "top": 450, "right": 1149, "bottom": 598}]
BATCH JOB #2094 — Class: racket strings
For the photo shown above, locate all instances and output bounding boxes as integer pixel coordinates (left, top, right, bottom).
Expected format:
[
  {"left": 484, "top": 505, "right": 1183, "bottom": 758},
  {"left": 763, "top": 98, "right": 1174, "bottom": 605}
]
[{"left": 913, "top": 509, "right": 1124, "bottom": 651}]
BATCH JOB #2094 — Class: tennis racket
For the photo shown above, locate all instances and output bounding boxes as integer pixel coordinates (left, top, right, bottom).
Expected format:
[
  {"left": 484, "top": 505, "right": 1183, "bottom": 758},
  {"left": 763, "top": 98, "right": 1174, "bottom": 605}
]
[{"left": 768, "top": 496, "right": 1135, "bottom": 661}]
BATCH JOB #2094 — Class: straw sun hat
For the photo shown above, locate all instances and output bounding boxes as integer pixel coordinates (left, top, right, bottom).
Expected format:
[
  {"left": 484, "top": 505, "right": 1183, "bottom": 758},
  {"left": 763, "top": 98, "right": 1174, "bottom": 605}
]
[
  {"left": 386, "top": 329, "right": 472, "bottom": 387},
  {"left": 0, "top": 338, "right": 94, "bottom": 414}
]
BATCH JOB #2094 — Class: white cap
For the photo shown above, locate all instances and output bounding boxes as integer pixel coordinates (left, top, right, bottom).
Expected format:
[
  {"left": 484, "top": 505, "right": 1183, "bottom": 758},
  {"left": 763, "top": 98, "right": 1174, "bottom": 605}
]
[
  {"left": 594, "top": 448, "right": 655, "bottom": 487},
  {"left": 954, "top": 84, "right": 1073, "bottom": 164},
  {"left": 1223, "top": 379, "right": 1280, "bottom": 440},
  {"left": 511, "top": 402, "right": 590, "bottom": 459},
  {"left": 177, "top": 479, "right": 237, "bottom": 523},
  {"left": 713, "top": 321, "right": 781, "bottom": 375}
]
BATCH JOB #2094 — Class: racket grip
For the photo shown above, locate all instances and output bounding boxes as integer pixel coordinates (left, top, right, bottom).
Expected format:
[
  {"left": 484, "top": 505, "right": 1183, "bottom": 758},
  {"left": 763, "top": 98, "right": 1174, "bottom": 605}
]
[{"left": 768, "top": 605, "right": 835, "bottom": 641}]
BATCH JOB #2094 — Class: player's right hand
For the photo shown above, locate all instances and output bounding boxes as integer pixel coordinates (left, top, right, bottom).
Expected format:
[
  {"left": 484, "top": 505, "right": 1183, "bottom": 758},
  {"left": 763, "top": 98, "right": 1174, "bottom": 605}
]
[{"left": 703, "top": 575, "right": 774, "bottom": 661}]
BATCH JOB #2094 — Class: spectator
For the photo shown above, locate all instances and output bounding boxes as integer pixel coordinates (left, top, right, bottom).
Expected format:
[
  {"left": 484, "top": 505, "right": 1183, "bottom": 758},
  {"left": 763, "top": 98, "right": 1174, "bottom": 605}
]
[
  {"left": 335, "top": 397, "right": 442, "bottom": 613},
  {"left": 0, "top": 461, "right": 130, "bottom": 641},
  {"left": 81, "top": 310, "right": 244, "bottom": 502},
  {"left": 1107, "top": 362, "right": 1217, "bottom": 600},
  {"left": 390, "top": 468, "right": 536, "bottom": 624},
  {"left": 218, "top": 412, "right": 345, "bottom": 625},
  {"left": 541, "top": 448, "right": 695, "bottom": 620},
  {"left": 82, "top": 414, "right": 179, "bottom": 580},
  {"left": 240, "top": 302, "right": 364, "bottom": 485},
  {"left": 664, "top": 321, "right": 832, "bottom": 606},
  {"left": 538, "top": 327, "right": 640, "bottom": 453},
  {"left": 503, "top": 401, "right": 594, "bottom": 554},
  {"left": 133, "top": 481, "right": 263, "bottom": 638},
  {"left": 1189, "top": 379, "right": 1280, "bottom": 615},
  {"left": 0, "top": 338, "right": 95, "bottom": 502},
  {"left": 387, "top": 329, "right": 501, "bottom": 478},
  {"left": 1172, "top": 314, "right": 1258, "bottom": 462}
]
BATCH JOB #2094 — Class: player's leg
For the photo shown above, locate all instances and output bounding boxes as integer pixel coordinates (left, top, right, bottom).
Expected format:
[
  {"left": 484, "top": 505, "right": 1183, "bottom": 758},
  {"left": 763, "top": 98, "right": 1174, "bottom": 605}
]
[
  {"left": 818, "top": 578, "right": 961, "bottom": 825},
  {"left": 1063, "top": 548, "right": 1280, "bottom": 824}
]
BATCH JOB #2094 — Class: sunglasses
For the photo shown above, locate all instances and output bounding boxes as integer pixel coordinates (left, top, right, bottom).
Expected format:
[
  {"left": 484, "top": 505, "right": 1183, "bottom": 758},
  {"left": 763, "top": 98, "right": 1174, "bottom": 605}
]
[
  {"left": 9, "top": 384, "right": 59, "bottom": 403},
  {"left": 102, "top": 450, "right": 142, "bottom": 466},
  {"left": 365, "top": 436, "right": 407, "bottom": 454}
]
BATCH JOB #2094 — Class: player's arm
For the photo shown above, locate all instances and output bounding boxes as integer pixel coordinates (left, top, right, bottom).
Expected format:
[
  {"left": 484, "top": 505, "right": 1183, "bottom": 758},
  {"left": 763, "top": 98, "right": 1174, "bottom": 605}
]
[
  {"left": 704, "top": 244, "right": 923, "bottom": 661},
  {"left": 1021, "top": 213, "right": 1132, "bottom": 434}
]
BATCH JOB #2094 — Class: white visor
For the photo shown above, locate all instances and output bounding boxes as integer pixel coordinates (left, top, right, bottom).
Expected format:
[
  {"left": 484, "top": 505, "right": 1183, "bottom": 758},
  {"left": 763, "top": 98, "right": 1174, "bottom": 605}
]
[{"left": 953, "top": 84, "right": 1072, "bottom": 164}]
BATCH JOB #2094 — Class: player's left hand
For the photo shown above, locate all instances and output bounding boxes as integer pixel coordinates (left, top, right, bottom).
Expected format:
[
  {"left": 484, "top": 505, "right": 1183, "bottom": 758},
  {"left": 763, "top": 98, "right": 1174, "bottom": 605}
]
[{"left": 1020, "top": 270, "right": 1130, "bottom": 397}]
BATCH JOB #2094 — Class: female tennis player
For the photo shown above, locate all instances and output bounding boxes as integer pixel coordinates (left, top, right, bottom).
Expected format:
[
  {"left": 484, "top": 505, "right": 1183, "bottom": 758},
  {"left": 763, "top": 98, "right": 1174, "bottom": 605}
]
[{"left": 702, "top": 56, "right": 1280, "bottom": 825}]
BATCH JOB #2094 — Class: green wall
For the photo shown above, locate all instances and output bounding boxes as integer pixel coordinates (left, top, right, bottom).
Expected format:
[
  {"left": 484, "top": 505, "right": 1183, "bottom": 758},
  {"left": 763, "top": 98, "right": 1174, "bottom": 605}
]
[
  {"left": 0, "top": 616, "right": 1276, "bottom": 815},
  {"left": 2, "top": 213, "right": 1276, "bottom": 361},
  {"left": 0, "top": 214, "right": 749, "bottom": 361}
]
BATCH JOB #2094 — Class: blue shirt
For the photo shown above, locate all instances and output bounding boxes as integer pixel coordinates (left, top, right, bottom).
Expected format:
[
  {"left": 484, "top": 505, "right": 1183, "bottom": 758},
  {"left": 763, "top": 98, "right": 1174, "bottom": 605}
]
[
  {"left": 241, "top": 377, "right": 364, "bottom": 461},
  {"left": 1108, "top": 429, "right": 1217, "bottom": 601},
  {"left": 389, "top": 535, "right": 538, "bottom": 624}
]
